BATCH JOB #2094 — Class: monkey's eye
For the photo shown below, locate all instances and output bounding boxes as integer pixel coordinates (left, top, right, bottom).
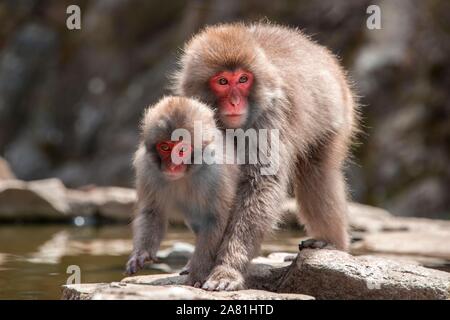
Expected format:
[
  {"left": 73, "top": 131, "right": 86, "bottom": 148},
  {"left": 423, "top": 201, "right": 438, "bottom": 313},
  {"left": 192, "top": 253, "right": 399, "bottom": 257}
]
[
  {"left": 159, "top": 143, "right": 170, "bottom": 152},
  {"left": 238, "top": 75, "right": 248, "bottom": 83},
  {"left": 218, "top": 78, "right": 228, "bottom": 85}
]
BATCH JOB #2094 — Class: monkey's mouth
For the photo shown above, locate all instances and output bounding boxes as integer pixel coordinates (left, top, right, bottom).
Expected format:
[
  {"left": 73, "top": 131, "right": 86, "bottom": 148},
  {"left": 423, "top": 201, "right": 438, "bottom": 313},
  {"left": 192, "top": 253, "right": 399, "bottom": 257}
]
[
  {"left": 163, "top": 171, "right": 185, "bottom": 181},
  {"left": 224, "top": 114, "right": 244, "bottom": 118},
  {"left": 223, "top": 112, "right": 245, "bottom": 117},
  {"left": 222, "top": 113, "right": 246, "bottom": 128},
  {"left": 223, "top": 113, "right": 246, "bottom": 121},
  {"left": 162, "top": 163, "right": 187, "bottom": 181}
]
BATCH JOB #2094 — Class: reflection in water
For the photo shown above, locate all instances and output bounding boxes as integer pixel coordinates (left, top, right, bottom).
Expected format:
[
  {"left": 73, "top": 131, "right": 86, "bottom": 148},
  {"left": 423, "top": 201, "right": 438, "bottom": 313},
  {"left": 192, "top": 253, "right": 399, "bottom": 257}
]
[
  {"left": 27, "top": 231, "right": 70, "bottom": 264},
  {"left": 0, "top": 225, "right": 304, "bottom": 299}
]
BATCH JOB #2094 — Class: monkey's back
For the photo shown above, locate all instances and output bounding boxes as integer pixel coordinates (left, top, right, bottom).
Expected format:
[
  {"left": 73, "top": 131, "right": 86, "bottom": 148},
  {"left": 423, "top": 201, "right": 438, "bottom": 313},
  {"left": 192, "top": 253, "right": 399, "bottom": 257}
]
[{"left": 249, "top": 23, "right": 357, "bottom": 145}]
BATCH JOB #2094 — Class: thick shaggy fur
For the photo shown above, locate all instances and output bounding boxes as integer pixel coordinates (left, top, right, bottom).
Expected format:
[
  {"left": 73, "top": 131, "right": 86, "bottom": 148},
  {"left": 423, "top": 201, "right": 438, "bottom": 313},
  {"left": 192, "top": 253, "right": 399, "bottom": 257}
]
[
  {"left": 126, "top": 96, "right": 238, "bottom": 286},
  {"left": 173, "top": 23, "right": 358, "bottom": 290}
]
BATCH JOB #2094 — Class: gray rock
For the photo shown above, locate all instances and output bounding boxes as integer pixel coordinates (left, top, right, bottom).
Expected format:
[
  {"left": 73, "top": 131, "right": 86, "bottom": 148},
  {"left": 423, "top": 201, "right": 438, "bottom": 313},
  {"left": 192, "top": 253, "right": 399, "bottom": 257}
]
[
  {"left": 0, "top": 178, "right": 137, "bottom": 221},
  {"left": 281, "top": 199, "right": 395, "bottom": 230},
  {"left": 86, "top": 187, "right": 136, "bottom": 220},
  {"left": 63, "top": 275, "right": 313, "bottom": 300},
  {"left": 348, "top": 203, "right": 450, "bottom": 263},
  {"left": 63, "top": 283, "right": 110, "bottom": 300},
  {"left": 348, "top": 202, "right": 450, "bottom": 235},
  {"left": 0, "top": 178, "right": 71, "bottom": 220},
  {"left": 65, "top": 189, "right": 98, "bottom": 217},
  {"left": 278, "top": 249, "right": 450, "bottom": 300},
  {"left": 348, "top": 202, "right": 395, "bottom": 232},
  {"left": 283, "top": 198, "right": 407, "bottom": 233},
  {"left": 352, "top": 231, "right": 450, "bottom": 260}
]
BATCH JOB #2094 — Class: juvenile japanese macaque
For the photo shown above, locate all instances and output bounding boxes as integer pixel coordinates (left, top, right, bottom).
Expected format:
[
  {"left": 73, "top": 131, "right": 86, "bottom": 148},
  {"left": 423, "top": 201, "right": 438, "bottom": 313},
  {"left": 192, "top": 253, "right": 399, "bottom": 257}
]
[
  {"left": 173, "top": 23, "right": 358, "bottom": 290},
  {"left": 125, "top": 96, "right": 238, "bottom": 287}
]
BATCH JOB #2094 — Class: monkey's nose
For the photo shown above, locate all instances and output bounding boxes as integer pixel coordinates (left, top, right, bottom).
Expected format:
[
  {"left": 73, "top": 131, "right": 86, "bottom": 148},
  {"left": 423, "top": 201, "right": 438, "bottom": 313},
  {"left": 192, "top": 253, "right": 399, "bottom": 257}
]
[{"left": 229, "top": 92, "right": 241, "bottom": 106}]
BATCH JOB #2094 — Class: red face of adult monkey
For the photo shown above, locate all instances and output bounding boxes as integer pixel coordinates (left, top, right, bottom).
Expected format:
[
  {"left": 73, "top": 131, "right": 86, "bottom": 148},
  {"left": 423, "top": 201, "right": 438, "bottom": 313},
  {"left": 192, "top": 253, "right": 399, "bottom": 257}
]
[
  {"left": 173, "top": 23, "right": 357, "bottom": 291},
  {"left": 208, "top": 69, "right": 254, "bottom": 128}
]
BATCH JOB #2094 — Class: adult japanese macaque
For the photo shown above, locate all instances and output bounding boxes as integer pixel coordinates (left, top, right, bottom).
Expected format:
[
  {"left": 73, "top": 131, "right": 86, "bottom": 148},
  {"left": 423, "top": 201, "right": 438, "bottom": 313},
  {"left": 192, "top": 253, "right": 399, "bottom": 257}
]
[
  {"left": 173, "top": 23, "right": 358, "bottom": 290},
  {"left": 125, "top": 96, "right": 238, "bottom": 287}
]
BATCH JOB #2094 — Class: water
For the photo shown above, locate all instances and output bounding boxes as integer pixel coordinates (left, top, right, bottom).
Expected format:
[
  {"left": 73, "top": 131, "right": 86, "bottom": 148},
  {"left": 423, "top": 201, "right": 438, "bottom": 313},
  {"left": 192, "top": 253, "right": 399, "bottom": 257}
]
[{"left": 0, "top": 225, "right": 304, "bottom": 299}]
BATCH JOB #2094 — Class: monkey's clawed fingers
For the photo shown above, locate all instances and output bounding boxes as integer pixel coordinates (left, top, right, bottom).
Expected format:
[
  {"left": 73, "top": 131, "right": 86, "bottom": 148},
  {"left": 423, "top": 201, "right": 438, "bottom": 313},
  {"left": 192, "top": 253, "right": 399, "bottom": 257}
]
[
  {"left": 202, "top": 278, "right": 243, "bottom": 291},
  {"left": 125, "top": 251, "right": 155, "bottom": 275},
  {"left": 299, "top": 239, "right": 335, "bottom": 251},
  {"left": 201, "top": 266, "right": 245, "bottom": 291}
]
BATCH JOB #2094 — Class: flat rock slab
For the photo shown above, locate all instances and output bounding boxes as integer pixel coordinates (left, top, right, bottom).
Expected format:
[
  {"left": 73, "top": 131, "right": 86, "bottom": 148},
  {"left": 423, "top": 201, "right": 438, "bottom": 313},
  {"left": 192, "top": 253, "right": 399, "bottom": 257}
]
[
  {"left": 62, "top": 281, "right": 313, "bottom": 300},
  {"left": 278, "top": 249, "right": 450, "bottom": 300}
]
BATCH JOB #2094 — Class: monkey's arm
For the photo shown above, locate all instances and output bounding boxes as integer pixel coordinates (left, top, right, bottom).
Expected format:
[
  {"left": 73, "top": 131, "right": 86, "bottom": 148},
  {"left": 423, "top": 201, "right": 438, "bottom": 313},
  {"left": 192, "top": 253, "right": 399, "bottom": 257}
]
[
  {"left": 203, "top": 168, "right": 286, "bottom": 291},
  {"left": 125, "top": 206, "right": 167, "bottom": 275}
]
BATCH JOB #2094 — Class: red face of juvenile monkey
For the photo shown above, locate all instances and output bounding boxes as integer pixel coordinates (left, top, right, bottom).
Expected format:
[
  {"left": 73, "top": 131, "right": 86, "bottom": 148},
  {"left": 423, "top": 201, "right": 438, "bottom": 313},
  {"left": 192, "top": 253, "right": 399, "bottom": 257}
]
[
  {"left": 209, "top": 69, "right": 254, "bottom": 128},
  {"left": 155, "top": 140, "right": 192, "bottom": 181}
]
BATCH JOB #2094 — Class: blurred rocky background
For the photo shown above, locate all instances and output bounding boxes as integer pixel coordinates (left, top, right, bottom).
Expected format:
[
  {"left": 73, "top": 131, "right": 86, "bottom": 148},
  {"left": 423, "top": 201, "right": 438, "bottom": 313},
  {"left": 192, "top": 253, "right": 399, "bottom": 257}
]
[{"left": 0, "top": 0, "right": 449, "bottom": 219}]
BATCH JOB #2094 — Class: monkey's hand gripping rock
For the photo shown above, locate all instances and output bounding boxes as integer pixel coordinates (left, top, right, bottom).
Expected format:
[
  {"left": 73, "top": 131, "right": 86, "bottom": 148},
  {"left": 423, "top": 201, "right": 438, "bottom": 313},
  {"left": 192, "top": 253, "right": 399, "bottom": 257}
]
[{"left": 125, "top": 250, "right": 157, "bottom": 276}]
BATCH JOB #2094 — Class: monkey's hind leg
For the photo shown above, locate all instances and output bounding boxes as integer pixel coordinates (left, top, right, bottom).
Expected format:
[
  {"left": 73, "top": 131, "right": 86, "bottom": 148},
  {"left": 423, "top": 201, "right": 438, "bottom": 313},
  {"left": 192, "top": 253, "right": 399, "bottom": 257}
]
[{"left": 294, "top": 144, "right": 350, "bottom": 251}]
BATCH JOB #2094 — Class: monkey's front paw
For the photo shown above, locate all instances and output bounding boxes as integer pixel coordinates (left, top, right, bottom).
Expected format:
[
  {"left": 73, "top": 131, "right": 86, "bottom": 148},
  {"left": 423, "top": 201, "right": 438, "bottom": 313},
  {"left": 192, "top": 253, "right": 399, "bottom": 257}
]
[
  {"left": 299, "top": 239, "right": 335, "bottom": 250},
  {"left": 202, "top": 266, "right": 245, "bottom": 291},
  {"left": 125, "top": 251, "right": 155, "bottom": 275}
]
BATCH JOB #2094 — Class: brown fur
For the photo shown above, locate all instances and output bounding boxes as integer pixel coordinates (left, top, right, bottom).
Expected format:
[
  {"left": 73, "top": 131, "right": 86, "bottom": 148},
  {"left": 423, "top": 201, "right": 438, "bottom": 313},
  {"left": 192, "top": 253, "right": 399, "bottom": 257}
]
[
  {"left": 126, "top": 96, "right": 238, "bottom": 287},
  {"left": 173, "top": 22, "right": 358, "bottom": 290}
]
